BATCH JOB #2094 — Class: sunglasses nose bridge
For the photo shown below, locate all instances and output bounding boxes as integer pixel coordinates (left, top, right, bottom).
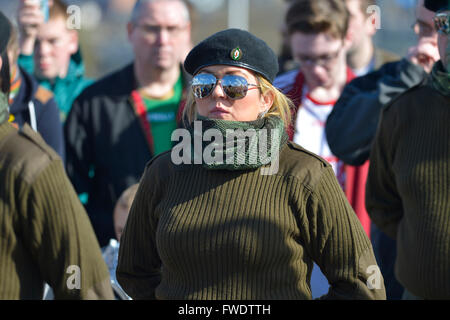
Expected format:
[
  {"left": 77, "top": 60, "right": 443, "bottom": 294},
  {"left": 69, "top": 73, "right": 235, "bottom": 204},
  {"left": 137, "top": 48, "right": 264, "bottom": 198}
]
[{"left": 210, "top": 78, "right": 227, "bottom": 98}]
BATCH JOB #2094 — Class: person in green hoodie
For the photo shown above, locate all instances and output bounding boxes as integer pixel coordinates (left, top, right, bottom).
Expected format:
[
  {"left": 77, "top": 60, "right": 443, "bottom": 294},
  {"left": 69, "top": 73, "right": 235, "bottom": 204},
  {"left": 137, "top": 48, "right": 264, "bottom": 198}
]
[{"left": 17, "top": 0, "right": 92, "bottom": 122}]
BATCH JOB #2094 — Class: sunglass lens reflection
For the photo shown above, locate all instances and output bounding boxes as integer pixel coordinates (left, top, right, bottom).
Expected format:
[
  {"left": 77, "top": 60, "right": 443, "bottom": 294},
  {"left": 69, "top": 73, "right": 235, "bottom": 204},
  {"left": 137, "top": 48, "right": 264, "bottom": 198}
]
[
  {"left": 192, "top": 74, "right": 217, "bottom": 98},
  {"left": 221, "top": 75, "right": 248, "bottom": 99},
  {"left": 434, "top": 14, "right": 450, "bottom": 34}
]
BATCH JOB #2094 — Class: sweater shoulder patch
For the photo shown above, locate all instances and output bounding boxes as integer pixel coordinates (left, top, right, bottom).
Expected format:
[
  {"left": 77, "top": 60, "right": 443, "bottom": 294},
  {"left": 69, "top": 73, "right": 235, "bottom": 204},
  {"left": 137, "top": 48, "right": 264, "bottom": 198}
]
[
  {"left": 35, "top": 86, "right": 54, "bottom": 104},
  {"left": 1, "top": 124, "right": 60, "bottom": 183},
  {"left": 145, "top": 150, "right": 172, "bottom": 170},
  {"left": 286, "top": 141, "right": 330, "bottom": 168},
  {"left": 18, "top": 124, "right": 60, "bottom": 161}
]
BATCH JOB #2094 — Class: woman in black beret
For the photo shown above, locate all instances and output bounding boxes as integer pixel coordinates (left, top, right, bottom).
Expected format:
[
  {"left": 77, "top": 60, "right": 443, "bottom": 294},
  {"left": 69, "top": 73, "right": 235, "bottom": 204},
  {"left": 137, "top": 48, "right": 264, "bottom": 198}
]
[{"left": 117, "top": 28, "right": 385, "bottom": 300}]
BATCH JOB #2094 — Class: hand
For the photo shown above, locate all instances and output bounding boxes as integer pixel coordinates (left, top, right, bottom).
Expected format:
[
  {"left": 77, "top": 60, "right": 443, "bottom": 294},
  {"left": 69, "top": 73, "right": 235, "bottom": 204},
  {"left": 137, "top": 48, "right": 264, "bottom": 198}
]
[
  {"left": 406, "top": 38, "right": 440, "bottom": 73},
  {"left": 17, "top": 0, "right": 54, "bottom": 55},
  {"left": 17, "top": 0, "right": 45, "bottom": 40}
]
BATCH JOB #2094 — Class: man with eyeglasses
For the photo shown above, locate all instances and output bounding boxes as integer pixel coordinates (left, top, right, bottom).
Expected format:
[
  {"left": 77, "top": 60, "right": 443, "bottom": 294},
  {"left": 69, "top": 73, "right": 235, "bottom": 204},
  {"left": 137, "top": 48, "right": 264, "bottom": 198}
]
[
  {"left": 327, "top": 0, "right": 439, "bottom": 168},
  {"left": 325, "top": 0, "right": 440, "bottom": 300},
  {"left": 275, "top": 0, "right": 354, "bottom": 182},
  {"left": 64, "top": 0, "right": 192, "bottom": 248},
  {"left": 366, "top": 0, "right": 450, "bottom": 300}
]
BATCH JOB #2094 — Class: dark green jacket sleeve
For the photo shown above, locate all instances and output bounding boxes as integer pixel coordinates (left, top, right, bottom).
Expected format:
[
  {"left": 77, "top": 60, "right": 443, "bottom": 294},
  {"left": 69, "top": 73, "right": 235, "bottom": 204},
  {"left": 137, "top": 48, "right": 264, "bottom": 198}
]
[
  {"left": 24, "top": 159, "right": 114, "bottom": 299},
  {"left": 301, "top": 167, "right": 386, "bottom": 300},
  {"left": 116, "top": 161, "right": 163, "bottom": 299},
  {"left": 365, "top": 105, "right": 404, "bottom": 240}
]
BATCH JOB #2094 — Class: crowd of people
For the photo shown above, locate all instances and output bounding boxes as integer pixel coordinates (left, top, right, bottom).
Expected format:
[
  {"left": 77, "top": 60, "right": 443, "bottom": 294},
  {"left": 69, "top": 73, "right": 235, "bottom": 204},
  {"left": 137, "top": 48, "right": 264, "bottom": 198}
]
[{"left": 0, "top": 0, "right": 448, "bottom": 300}]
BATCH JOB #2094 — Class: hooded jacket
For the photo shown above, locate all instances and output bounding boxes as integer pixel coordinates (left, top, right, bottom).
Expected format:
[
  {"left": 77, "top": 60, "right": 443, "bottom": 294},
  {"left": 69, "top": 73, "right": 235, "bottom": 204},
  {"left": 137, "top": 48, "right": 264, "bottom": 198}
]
[
  {"left": 18, "top": 49, "right": 93, "bottom": 122},
  {"left": 9, "top": 67, "right": 64, "bottom": 159}
]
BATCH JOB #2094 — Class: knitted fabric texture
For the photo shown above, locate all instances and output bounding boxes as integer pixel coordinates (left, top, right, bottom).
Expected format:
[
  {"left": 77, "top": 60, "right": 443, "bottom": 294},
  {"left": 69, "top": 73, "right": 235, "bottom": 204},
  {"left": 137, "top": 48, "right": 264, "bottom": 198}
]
[
  {"left": 430, "top": 61, "right": 450, "bottom": 96},
  {"left": 0, "top": 92, "right": 8, "bottom": 124},
  {"left": 186, "top": 115, "right": 288, "bottom": 170}
]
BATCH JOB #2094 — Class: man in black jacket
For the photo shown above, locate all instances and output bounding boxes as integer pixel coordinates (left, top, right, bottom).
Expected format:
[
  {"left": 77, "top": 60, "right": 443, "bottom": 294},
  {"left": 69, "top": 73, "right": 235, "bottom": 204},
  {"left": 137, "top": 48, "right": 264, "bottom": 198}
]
[
  {"left": 326, "top": 0, "right": 439, "bottom": 166},
  {"left": 64, "top": 0, "right": 192, "bottom": 247}
]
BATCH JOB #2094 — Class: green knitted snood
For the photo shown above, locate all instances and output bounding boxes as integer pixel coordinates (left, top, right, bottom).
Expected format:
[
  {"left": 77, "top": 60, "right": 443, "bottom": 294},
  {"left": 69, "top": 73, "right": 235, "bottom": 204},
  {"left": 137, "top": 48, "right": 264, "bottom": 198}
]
[
  {"left": 431, "top": 60, "right": 450, "bottom": 96},
  {"left": 187, "top": 115, "right": 288, "bottom": 171},
  {"left": 0, "top": 91, "right": 9, "bottom": 124}
]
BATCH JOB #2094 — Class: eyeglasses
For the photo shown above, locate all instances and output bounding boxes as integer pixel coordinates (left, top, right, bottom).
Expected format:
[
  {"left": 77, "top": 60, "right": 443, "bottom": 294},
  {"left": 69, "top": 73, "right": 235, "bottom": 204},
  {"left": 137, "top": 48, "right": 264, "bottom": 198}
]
[
  {"left": 136, "top": 24, "right": 187, "bottom": 38},
  {"left": 433, "top": 12, "right": 450, "bottom": 35},
  {"left": 295, "top": 47, "right": 342, "bottom": 68},
  {"left": 411, "top": 20, "right": 437, "bottom": 38},
  {"left": 191, "top": 74, "right": 259, "bottom": 100}
]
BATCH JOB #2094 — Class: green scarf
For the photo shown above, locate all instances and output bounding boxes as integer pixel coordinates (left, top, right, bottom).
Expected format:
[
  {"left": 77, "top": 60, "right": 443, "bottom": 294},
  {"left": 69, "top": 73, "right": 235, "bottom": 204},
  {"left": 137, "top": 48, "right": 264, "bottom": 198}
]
[
  {"left": 186, "top": 115, "right": 288, "bottom": 171},
  {"left": 0, "top": 91, "right": 9, "bottom": 125},
  {"left": 430, "top": 61, "right": 450, "bottom": 97}
]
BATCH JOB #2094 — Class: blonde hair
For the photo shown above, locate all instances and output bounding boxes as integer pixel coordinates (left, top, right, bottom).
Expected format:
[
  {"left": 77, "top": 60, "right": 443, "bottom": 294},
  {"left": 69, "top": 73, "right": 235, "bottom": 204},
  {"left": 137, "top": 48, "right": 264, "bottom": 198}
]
[{"left": 182, "top": 74, "right": 293, "bottom": 129}]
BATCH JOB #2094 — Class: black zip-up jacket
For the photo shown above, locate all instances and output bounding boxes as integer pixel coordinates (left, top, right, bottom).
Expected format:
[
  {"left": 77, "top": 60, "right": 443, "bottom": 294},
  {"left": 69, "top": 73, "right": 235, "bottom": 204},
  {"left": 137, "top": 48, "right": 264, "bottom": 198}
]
[
  {"left": 10, "top": 67, "right": 64, "bottom": 159},
  {"left": 325, "top": 59, "right": 426, "bottom": 166},
  {"left": 64, "top": 63, "right": 189, "bottom": 247}
]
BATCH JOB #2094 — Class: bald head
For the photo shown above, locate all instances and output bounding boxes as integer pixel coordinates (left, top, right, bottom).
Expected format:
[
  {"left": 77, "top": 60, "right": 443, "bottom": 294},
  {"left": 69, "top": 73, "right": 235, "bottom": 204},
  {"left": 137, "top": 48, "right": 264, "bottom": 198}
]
[{"left": 130, "top": 0, "right": 190, "bottom": 25}]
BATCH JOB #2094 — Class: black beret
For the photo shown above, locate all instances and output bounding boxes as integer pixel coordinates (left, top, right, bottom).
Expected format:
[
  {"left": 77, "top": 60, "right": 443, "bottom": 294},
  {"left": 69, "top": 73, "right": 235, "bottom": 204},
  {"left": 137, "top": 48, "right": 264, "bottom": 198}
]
[
  {"left": 425, "top": 0, "right": 450, "bottom": 12},
  {"left": 184, "top": 29, "right": 278, "bottom": 83},
  {"left": 0, "top": 11, "right": 11, "bottom": 54}
]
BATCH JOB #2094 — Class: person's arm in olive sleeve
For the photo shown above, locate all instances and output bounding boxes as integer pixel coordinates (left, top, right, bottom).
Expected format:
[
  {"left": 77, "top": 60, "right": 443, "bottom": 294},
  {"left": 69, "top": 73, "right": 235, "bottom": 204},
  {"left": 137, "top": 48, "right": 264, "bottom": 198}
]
[
  {"left": 326, "top": 59, "right": 425, "bottom": 166},
  {"left": 365, "top": 106, "right": 404, "bottom": 240},
  {"left": 301, "top": 166, "right": 386, "bottom": 300},
  {"left": 116, "top": 162, "right": 163, "bottom": 299},
  {"left": 24, "top": 159, "right": 114, "bottom": 299}
]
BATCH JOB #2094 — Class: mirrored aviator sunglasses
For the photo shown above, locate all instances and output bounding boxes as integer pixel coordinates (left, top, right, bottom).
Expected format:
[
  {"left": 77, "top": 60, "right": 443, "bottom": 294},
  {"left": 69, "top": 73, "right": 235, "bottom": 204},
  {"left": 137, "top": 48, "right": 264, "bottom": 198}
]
[
  {"left": 191, "top": 74, "right": 259, "bottom": 100},
  {"left": 434, "top": 12, "right": 450, "bottom": 35}
]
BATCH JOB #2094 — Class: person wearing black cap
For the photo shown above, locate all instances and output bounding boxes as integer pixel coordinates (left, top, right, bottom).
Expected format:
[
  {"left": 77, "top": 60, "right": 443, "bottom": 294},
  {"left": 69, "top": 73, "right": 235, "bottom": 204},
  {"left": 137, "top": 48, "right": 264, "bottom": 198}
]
[
  {"left": 366, "top": 0, "right": 450, "bottom": 300},
  {"left": 0, "top": 11, "right": 114, "bottom": 300},
  {"left": 116, "top": 28, "right": 385, "bottom": 300}
]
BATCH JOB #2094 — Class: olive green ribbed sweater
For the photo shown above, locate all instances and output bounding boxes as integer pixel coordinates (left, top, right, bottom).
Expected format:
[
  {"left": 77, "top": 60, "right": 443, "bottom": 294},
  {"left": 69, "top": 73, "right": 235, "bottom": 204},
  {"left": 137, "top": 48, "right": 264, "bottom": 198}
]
[
  {"left": 366, "top": 82, "right": 450, "bottom": 299},
  {"left": 0, "top": 123, "right": 114, "bottom": 299},
  {"left": 117, "top": 141, "right": 385, "bottom": 300}
]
